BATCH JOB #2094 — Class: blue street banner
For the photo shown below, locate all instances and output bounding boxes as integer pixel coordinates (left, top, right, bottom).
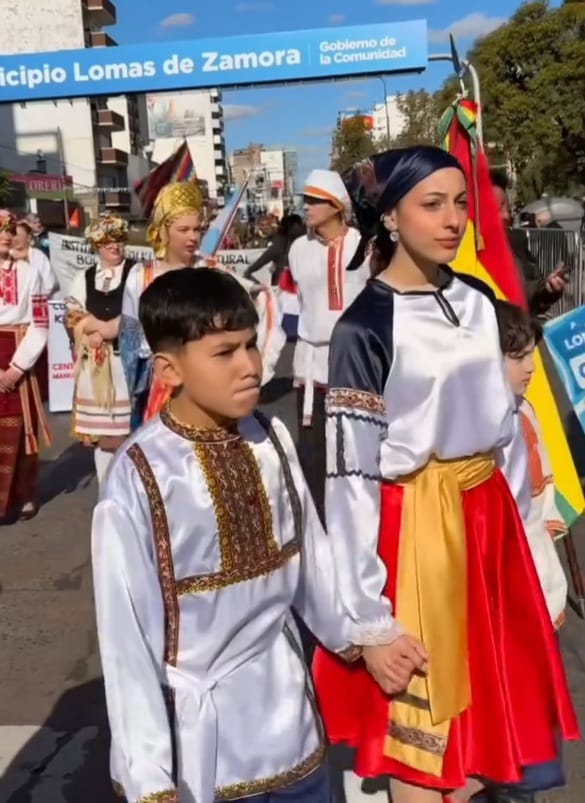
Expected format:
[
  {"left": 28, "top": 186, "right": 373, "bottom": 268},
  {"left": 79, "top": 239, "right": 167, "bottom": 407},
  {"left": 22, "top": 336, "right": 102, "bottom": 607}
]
[
  {"left": 544, "top": 305, "right": 585, "bottom": 434},
  {"left": 0, "top": 20, "right": 427, "bottom": 103}
]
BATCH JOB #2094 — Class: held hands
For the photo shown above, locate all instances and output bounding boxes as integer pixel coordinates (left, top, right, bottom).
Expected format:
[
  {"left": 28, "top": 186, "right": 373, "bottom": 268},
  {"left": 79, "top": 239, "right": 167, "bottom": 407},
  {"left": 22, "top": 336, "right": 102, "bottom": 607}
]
[{"left": 363, "top": 635, "right": 428, "bottom": 696}]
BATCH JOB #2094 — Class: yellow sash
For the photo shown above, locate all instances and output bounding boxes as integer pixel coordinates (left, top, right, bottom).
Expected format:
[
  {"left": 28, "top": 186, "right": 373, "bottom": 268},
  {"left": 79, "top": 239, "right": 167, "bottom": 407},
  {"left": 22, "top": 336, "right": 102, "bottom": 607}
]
[{"left": 384, "top": 454, "right": 495, "bottom": 776}]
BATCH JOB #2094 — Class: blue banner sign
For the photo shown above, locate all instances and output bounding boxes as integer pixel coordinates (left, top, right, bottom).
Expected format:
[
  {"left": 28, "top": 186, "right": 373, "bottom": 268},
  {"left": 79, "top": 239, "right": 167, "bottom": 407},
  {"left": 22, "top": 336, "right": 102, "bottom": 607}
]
[
  {"left": 544, "top": 305, "right": 585, "bottom": 435},
  {"left": 0, "top": 20, "right": 427, "bottom": 103}
]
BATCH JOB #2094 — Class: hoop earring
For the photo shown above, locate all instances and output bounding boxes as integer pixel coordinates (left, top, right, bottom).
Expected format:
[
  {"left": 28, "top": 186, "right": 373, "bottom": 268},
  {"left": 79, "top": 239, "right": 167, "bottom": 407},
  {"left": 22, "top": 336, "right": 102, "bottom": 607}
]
[{"left": 389, "top": 230, "right": 399, "bottom": 243}]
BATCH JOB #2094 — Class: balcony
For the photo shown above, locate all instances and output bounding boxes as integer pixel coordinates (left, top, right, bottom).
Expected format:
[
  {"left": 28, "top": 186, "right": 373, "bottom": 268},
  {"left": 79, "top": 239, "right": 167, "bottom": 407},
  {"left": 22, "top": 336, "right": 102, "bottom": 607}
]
[
  {"left": 98, "top": 148, "right": 128, "bottom": 166},
  {"left": 89, "top": 31, "right": 118, "bottom": 47},
  {"left": 93, "top": 109, "right": 125, "bottom": 131},
  {"left": 83, "top": 0, "right": 116, "bottom": 26},
  {"left": 101, "top": 189, "right": 131, "bottom": 210}
]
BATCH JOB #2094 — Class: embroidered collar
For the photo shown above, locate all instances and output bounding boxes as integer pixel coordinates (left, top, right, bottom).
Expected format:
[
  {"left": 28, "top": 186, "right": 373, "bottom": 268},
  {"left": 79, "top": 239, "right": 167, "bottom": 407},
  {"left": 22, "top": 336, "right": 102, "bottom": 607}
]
[
  {"left": 309, "top": 226, "right": 348, "bottom": 247},
  {"left": 160, "top": 400, "right": 240, "bottom": 443}
]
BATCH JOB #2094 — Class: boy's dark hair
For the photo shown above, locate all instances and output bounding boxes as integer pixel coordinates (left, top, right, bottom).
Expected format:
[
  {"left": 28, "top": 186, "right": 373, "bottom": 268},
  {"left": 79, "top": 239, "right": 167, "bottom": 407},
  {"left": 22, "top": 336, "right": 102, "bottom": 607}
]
[
  {"left": 490, "top": 169, "right": 509, "bottom": 192},
  {"left": 494, "top": 299, "right": 542, "bottom": 355},
  {"left": 139, "top": 267, "right": 258, "bottom": 353}
]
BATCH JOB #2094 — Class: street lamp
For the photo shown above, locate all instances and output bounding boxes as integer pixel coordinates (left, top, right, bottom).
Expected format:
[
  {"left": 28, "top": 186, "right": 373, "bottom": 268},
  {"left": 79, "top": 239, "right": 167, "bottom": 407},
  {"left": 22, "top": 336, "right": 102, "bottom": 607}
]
[{"left": 377, "top": 76, "right": 390, "bottom": 143}]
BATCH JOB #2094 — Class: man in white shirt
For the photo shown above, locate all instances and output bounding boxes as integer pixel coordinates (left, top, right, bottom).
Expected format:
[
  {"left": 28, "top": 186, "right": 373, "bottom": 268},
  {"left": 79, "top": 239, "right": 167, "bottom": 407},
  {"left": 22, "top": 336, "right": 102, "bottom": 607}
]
[{"left": 288, "top": 169, "right": 369, "bottom": 522}]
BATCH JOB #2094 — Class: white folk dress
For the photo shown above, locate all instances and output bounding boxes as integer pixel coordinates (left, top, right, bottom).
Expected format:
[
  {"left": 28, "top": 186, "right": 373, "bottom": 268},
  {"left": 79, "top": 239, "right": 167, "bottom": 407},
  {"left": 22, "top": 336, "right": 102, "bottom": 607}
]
[
  {"left": 67, "top": 262, "right": 131, "bottom": 442},
  {"left": 92, "top": 409, "right": 367, "bottom": 803},
  {"left": 288, "top": 228, "right": 368, "bottom": 424}
]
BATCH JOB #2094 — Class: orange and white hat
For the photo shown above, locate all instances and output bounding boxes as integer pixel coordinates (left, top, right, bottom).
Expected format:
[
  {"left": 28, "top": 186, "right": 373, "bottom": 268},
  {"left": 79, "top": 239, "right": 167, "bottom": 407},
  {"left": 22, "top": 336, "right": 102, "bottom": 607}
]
[{"left": 303, "top": 169, "right": 351, "bottom": 216}]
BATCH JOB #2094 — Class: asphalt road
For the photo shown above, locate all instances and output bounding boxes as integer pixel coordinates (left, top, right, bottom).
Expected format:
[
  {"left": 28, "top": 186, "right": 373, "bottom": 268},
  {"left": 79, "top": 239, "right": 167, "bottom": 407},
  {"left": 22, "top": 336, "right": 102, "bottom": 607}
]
[{"left": 1, "top": 345, "right": 584, "bottom": 803}]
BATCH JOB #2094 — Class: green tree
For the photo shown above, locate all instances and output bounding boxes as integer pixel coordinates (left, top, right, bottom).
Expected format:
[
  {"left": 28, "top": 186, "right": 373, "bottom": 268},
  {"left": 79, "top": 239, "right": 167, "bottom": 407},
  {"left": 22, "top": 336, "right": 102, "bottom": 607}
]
[
  {"left": 0, "top": 170, "right": 12, "bottom": 206},
  {"left": 385, "top": 90, "right": 443, "bottom": 149},
  {"left": 442, "top": 0, "right": 585, "bottom": 198},
  {"left": 330, "top": 116, "right": 375, "bottom": 174}
]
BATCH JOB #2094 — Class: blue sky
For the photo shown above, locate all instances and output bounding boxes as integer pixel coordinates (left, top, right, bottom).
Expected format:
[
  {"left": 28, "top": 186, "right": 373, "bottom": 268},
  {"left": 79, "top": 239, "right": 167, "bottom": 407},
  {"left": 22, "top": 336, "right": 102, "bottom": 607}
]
[{"left": 113, "top": 0, "right": 518, "bottom": 178}]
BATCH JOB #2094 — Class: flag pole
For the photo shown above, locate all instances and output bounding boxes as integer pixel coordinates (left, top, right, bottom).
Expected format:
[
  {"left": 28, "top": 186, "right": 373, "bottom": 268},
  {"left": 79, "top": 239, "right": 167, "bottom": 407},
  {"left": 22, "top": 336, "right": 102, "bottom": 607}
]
[{"left": 428, "top": 48, "right": 483, "bottom": 144}]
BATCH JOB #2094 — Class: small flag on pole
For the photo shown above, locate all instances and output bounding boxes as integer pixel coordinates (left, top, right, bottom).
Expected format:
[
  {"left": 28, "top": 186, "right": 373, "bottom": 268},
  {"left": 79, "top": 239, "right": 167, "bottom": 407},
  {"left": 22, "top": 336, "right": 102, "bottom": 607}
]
[
  {"left": 134, "top": 140, "right": 197, "bottom": 217},
  {"left": 199, "top": 175, "right": 251, "bottom": 257}
]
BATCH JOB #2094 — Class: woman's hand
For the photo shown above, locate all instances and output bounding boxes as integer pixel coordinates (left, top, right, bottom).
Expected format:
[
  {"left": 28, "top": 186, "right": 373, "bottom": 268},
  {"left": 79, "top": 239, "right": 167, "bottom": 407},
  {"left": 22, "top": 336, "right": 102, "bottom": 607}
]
[
  {"left": 88, "top": 332, "right": 104, "bottom": 349},
  {"left": 0, "top": 366, "right": 23, "bottom": 393},
  {"left": 363, "top": 635, "right": 428, "bottom": 696}
]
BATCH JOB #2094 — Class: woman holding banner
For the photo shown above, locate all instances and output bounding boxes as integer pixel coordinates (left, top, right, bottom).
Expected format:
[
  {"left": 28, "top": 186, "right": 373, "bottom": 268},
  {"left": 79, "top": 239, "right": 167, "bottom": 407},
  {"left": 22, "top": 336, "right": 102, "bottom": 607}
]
[
  {"left": 0, "top": 209, "right": 51, "bottom": 523},
  {"left": 65, "top": 215, "right": 134, "bottom": 485}
]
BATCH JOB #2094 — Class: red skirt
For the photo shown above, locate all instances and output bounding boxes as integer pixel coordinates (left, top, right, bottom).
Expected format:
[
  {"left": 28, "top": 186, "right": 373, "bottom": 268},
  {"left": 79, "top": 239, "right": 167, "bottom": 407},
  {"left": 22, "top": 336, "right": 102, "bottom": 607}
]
[{"left": 313, "top": 470, "right": 579, "bottom": 790}]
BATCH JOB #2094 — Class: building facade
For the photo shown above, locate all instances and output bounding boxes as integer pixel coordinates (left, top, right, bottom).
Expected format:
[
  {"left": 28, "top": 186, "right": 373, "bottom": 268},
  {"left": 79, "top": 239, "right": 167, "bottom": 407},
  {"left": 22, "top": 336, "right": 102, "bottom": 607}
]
[
  {"left": 147, "top": 88, "right": 226, "bottom": 207},
  {"left": 371, "top": 95, "right": 407, "bottom": 142},
  {"left": 230, "top": 144, "right": 297, "bottom": 218},
  {"left": 0, "top": 0, "right": 150, "bottom": 222}
]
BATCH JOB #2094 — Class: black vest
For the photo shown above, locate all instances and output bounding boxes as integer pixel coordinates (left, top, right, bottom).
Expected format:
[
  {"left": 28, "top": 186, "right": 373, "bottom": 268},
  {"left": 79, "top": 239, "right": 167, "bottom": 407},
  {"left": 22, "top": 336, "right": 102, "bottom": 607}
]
[{"left": 85, "top": 259, "right": 134, "bottom": 351}]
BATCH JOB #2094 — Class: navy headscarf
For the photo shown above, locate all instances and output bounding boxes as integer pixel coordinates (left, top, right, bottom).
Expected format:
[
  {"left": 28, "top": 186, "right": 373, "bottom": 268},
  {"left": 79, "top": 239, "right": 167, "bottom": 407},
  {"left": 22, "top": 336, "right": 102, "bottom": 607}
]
[{"left": 343, "top": 146, "right": 464, "bottom": 237}]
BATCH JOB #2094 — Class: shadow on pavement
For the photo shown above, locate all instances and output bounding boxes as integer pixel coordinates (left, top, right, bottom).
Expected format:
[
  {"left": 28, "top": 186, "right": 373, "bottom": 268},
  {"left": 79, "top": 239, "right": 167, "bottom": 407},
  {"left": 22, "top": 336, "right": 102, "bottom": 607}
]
[
  {"left": 0, "top": 678, "right": 115, "bottom": 803},
  {"left": 39, "top": 443, "right": 94, "bottom": 506}
]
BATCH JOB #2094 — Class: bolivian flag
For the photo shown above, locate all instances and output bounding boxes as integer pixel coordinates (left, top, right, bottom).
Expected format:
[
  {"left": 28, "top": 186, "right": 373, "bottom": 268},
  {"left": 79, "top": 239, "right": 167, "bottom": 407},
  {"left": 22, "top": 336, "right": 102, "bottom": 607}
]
[{"left": 440, "top": 98, "right": 584, "bottom": 526}]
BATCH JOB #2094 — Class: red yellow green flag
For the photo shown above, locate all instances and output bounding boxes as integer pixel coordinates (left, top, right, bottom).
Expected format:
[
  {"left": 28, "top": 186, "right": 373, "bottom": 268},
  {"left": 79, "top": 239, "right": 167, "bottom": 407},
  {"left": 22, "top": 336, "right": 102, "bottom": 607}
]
[{"left": 440, "top": 98, "right": 584, "bottom": 526}]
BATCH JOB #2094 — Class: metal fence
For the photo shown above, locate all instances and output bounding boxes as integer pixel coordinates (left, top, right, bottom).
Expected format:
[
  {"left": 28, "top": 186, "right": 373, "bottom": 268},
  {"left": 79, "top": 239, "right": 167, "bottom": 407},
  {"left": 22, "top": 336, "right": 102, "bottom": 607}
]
[{"left": 520, "top": 227, "right": 584, "bottom": 317}]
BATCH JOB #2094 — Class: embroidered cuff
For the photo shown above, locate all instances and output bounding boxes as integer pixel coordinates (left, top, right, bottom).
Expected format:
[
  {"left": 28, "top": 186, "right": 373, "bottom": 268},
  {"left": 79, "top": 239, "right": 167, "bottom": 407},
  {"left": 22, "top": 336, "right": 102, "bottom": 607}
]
[
  {"left": 137, "top": 791, "right": 178, "bottom": 803},
  {"left": 112, "top": 782, "right": 178, "bottom": 803},
  {"left": 350, "top": 617, "right": 404, "bottom": 647}
]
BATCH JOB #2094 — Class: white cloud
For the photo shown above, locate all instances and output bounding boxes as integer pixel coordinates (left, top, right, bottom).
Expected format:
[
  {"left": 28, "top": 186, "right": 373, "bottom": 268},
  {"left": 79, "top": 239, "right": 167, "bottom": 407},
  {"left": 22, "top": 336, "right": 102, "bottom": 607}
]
[
  {"left": 235, "top": 2, "right": 273, "bottom": 10},
  {"left": 329, "top": 14, "right": 346, "bottom": 24},
  {"left": 160, "top": 13, "right": 194, "bottom": 28},
  {"left": 374, "top": 0, "right": 435, "bottom": 6},
  {"left": 429, "top": 12, "right": 506, "bottom": 43},
  {"left": 223, "top": 103, "right": 263, "bottom": 120}
]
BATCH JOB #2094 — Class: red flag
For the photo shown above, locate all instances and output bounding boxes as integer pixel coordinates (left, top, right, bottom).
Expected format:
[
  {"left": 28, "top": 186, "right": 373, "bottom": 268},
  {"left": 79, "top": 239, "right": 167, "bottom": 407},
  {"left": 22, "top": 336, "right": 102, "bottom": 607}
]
[
  {"left": 134, "top": 140, "right": 197, "bottom": 217},
  {"left": 441, "top": 99, "right": 525, "bottom": 306},
  {"left": 441, "top": 97, "right": 585, "bottom": 527},
  {"left": 68, "top": 207, "right": 80, "bottom": 228}
]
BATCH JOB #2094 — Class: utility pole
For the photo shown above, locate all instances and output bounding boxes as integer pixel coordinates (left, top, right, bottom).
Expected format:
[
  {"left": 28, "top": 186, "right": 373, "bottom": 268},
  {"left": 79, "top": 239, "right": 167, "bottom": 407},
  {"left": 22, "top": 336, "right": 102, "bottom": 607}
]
[
  {"left": 378, "top": 76, "right": 391, "bottom": 143},
  {"left": 57, "top": 127, "right": 70, "bottom": 231}
]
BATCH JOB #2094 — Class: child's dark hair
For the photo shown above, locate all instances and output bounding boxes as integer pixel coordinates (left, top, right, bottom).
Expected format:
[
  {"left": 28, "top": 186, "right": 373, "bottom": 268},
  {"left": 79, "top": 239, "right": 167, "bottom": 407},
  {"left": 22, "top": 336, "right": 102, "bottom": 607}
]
[
  {"left": 494, "top": 299, "right": 542, "bottom": 355},
  {"left": 489, "top": 169, "right": 509, "bottom": 193},
  {"left": 139, "top": 267, "right": 258, "bottom": 353}
]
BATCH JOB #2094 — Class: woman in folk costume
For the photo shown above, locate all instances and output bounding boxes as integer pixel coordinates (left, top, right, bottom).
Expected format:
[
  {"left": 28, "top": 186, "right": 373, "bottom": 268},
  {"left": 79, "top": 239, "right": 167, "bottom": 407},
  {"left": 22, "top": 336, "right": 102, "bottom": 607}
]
[
  {"left": 288, "top": 168, "right": 369, "bottom": 521},
  {"left": 65, "top": 215, "right": 134, "bottom": 485},
  {"left": 120, "top": 181, "right": 205, "bottom": 428},
  {"left": 0, "top": 210, "right": 51, "bottom": 522},
  {"left": 121, "top": 181, "right": 286, "bottom": 428},
  {"left": 11, "top": 218, "right": 58, "bottom": 298},
  {"left": 10, "top": 219, "right": 57, "bottom": 405},
  {"left": 311, "top": 147, "right": 578, "bottom": 803}
]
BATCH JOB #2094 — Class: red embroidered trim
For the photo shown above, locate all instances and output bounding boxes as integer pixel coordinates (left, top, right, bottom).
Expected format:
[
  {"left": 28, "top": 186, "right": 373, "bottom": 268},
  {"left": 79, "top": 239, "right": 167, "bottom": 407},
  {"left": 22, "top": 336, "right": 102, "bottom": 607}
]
[
  {"left": 0, "top": 263, "right": 18, "bottom": 306},
  {"left": 31, "top": 294, "right": 49, "bottom": 328},
  {"left": 327, "top": 237, "right": 344, "bottom": 311}
]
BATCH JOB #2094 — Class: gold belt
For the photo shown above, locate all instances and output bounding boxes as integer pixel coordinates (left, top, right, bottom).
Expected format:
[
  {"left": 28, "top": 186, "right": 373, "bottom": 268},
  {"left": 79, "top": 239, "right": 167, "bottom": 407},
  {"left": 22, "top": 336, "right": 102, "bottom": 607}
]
[{"left": 384, "top": 453, "right": 495, "bottom": 776}]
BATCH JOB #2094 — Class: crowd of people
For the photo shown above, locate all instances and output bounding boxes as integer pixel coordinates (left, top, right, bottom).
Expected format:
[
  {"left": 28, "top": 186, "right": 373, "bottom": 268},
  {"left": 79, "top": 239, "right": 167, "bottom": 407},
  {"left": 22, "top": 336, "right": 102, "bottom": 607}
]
[{"left": 0, "top": 144, "right": 580, "bottom": 803}]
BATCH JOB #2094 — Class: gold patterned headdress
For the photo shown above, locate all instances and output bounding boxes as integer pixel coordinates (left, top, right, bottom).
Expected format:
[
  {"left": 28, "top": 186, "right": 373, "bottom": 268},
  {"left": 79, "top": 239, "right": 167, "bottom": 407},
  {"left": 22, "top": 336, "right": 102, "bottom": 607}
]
[
  {"left": 147, "top": 181, "right": 203, "bottom": 259},
  {"left": 85, "top": 214, "right": 128, "bottom": 251},
  {"left": 0, "top": 209, "right": 17, "bottom": 233}
]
